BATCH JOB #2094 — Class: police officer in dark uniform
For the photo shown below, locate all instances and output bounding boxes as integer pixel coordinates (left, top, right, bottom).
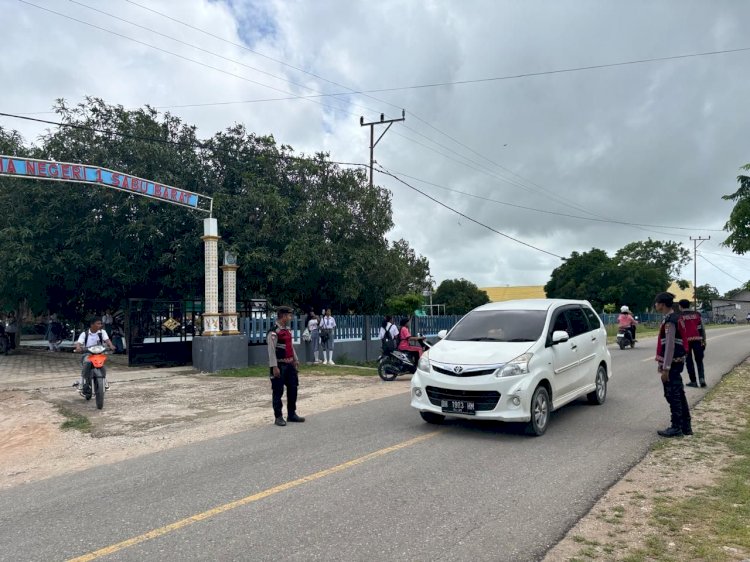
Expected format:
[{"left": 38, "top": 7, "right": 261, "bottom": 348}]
[
  {"left": 678, "top": 299, "right": 707, "bottom": 388},
  {"left": 654, "top": 292, "right": 692, "bottom": 437},
  {"left": 267, "top": 306, "right": 305, "bottom": 427}
]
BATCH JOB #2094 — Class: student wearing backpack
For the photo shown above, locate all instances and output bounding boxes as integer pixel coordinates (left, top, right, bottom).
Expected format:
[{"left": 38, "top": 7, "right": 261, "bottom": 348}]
[
  {"left": 74, "top": 317, "right": 116, "bottom": 393},
  {"left": 379, "top": 315, "right": 399, "bottom": 353}
]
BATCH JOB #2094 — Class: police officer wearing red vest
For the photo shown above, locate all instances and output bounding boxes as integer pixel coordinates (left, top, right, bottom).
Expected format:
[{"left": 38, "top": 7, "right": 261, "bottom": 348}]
[
  {"left": 654, "top": 292, "right": 692, "bottom": 438},
  {"left": 678, "top": 299, "right": 707, "bottom": 388},
  {"left": 267, "top": 306, "right": 305, "bottom": 427}
]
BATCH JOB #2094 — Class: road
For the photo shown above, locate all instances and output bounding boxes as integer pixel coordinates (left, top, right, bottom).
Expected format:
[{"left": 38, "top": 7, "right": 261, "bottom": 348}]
[{"left": 1, "top": 326, "right": 748, "bottom": 562}]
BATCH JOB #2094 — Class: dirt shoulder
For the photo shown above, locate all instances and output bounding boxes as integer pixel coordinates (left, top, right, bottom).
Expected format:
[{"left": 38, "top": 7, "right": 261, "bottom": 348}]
[
  {"left": 0, "top": 368, "right": 409, "bottom": 490},
  {"left": 544, "top": 361, "right": 750, "bottom": 561}
]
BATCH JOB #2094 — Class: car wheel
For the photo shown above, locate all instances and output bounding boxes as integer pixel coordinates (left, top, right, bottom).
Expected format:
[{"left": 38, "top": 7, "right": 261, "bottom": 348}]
[
  {"left": 420, "top": 411, "right": 445, "bottom": 424},
  {"left": 526, "top": 386, "right": 550, "bottom": 436},
  {"left": 587, "top": 365, "right": 607, "bottom": 405}
]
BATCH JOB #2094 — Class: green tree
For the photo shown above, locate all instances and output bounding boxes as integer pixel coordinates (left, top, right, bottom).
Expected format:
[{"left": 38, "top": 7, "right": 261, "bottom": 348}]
[
  {"left": 384, "top": 293, "right": 423, "bottom": 316},
  {"left": 695, "top": 284, "right": 721, "bottom": 311},
  {"left": 433, "top": 279, "right": 489, "bottom": 315},
  {"left": 722, "top": 164, "right": 750, "bottom": 253},
  {"left": 544, "top": 249, "right": 615, "bottom": 310},
  {"left": 0, "top": 98, "right": 430, "bottom": 318},
  {"left": 613, "top": 238, "right": 690, "bottom": 279}
]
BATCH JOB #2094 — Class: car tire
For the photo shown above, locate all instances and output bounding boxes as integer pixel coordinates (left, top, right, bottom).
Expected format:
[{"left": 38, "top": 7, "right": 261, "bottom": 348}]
[
  {"left": 420, "top": 411, "right": 445, "bottom": 424},
  {"left": 587, "top": 365, "right": 608, "bottom": 405},
  {"left": 526, "top": 386, "right": 550, "bottom": 436}
]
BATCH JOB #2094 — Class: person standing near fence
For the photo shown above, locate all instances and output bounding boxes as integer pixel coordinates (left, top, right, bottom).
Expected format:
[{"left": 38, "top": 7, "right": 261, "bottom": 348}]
[
  {"left": 267, "top": 306, "right": 305, "bottom": 427},
  {"left": 678, "top": 299, "right": 707, "bottom": 388},
  {"left": 320, "top": 308, "right": 336, "bottom": 365},
  {"left": 5, "top": 311, "right": 17, "bottom": 351},
  {"left": 307, "top": 311, "right": 321, "bottom": 364}
]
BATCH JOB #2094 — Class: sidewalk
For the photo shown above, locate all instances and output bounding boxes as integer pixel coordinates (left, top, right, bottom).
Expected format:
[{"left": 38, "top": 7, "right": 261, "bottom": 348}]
[{"left": 0, "top": 349, "right": 196, "bottom": 391}]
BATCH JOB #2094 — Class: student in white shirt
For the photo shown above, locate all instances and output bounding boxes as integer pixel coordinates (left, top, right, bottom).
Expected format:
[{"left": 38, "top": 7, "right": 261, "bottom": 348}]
[
  {"left": 74, "top": 317, "right": 116, "bottom": 392},
  {"left": 320, "top": 309, "right": 337, "bottom": 365}
]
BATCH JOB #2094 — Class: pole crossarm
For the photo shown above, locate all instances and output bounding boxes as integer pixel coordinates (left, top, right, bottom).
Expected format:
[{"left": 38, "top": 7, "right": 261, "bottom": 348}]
[
  {"left": 0, "top": 155, "right": 213, "bottom": 214},
  {"left": 360, "top": 110, "right": 405, "bottom": 188}
]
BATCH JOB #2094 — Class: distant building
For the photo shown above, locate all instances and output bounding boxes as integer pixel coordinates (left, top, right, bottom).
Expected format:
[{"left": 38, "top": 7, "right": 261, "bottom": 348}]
[
  {"left": 480, "top": 286, "right": 546, "bottom": 302},
  {"left": 711, "top": 290, "right": 750, "bottom": 322}
]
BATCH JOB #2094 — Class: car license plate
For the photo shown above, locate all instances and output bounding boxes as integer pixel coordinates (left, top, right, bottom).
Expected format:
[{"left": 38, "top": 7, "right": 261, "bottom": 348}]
[{"left": 441, "top": 399, "right": 475, "bottom": 415}]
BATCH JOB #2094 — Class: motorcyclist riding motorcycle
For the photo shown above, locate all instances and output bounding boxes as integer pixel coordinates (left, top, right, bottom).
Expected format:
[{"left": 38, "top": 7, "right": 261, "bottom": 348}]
[
  {"left": 74, "top": 317, "right": 116, "bottom": 395},
  {"left": 617, "top": 305, "right": 638, "bottom": 349}
]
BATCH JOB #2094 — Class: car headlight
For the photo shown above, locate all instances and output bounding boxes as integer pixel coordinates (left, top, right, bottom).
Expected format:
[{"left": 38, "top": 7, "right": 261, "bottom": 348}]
[
  {"left": 417, "top": 351, "right": 430, "bottom": 372},
  {"left": 497, "top": 353, "right": 533, "bottom": 377}
]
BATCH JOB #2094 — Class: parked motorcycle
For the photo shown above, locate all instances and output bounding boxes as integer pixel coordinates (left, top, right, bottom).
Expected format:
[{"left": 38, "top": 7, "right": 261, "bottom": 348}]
[
  {"left": 378, "top": 336, "right": 431, "bottom": 381},
  {"left": 73, "top": 345, "right": 109, "bottom": 409},
  {"left": 616, "top": 327, "right": 635, "bottom": 350}
]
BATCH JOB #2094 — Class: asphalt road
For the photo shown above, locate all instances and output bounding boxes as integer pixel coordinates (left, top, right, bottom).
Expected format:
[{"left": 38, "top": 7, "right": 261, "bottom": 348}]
[{"left": 1, "top": 327, "right": 748, "bottom": 562}]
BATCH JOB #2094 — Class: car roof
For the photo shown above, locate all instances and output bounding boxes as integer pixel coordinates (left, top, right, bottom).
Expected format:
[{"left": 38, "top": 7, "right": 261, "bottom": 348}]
[{"left": 472, "top": 299, "right": 594, "bottom": 312}]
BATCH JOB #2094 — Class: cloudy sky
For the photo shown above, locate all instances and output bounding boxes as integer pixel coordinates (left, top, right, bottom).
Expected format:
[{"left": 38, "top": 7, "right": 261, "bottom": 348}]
[{"left": 2, "top": 0, "right": 749, "bottom": 295}]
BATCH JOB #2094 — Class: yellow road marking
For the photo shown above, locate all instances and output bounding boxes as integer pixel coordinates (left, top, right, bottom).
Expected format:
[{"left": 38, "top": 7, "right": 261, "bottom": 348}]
[{"left": 67, "top": 430, "right": 441, "bottom": 561}]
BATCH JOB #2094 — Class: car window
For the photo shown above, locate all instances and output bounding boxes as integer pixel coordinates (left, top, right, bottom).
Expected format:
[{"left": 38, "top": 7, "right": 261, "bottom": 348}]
[
  {"left": 551, "top": 312, "right": 569, "bottom": 333},
  {"left": 446, "top": 310, "right": 547, "bottom": 342},
  {"left": 564, "top": 308, "right": 589, "bottom": 337},
  {"left": 583, "top": 307, "right": 602, "bottom": 330}
]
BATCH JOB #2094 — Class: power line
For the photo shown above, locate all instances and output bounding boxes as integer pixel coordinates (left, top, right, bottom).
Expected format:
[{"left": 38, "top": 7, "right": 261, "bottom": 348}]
[
  {"left": 0, "top": 112, "right": 369, "bottom": 169},
  {"left": 17, "top": 0, "right": 367, "bottom": 120},
  {"left": 374, "top": 165, "right": 564, "bottom": 259},
  {"left": 698, "top": 254, "right": 745, "bottom": 284},
  {"left": 385, "top": 167, "right": 724, "bottom": 233}
]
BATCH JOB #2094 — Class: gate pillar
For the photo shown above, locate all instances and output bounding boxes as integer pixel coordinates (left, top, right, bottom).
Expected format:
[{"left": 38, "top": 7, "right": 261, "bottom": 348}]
[
  {"left": 221, "top": 252, "right": 240, "bottom": 335},
  {"left": 201, "top": 218, "right": 221, "bottom": 336}
]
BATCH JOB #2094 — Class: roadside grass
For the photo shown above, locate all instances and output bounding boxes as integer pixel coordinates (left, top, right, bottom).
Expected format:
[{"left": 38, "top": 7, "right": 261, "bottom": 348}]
[
  {"left": 565, "top": 363, "right": 750, "bottom": 561},
  {"left": 213, "top": 362, "right": 376, "bottom": 378},
  {"left": 57, "top": 405, "right": 92, "bottom": 432}
]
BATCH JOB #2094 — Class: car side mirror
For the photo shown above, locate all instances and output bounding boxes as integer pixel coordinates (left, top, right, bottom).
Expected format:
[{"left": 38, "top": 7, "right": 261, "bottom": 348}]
[
  {"left": 437, "top": 329, "right": 447, "bottom": 340},
  {"left": 552, "top": 330, "right": 570, "bottom": 344}
]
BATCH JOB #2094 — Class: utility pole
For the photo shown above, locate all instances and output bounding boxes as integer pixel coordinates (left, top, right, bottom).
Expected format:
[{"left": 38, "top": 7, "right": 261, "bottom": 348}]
[
  {"left": 690, "top": 236, "right": 710, "bottom": 310},
  {"left": 360, "top": 110, "right": 405, "bottom": 187}
]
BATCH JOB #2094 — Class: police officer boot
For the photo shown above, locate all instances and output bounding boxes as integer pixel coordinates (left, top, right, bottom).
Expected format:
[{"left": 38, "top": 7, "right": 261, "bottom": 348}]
[{"left": 657, "top": 426, "right": 683, "bottom": 438}]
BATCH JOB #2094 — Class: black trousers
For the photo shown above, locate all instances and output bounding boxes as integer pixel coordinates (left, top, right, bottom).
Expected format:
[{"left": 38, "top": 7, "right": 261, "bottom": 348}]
[
  {"left": 270, "top": 363, "right": 298, "bottom": 418},
  {"left": 685, "top": 341, "right": 705, "bottom": 384},
  {"left": 662, "top": 362, "right": 691, "bottom": 431}
]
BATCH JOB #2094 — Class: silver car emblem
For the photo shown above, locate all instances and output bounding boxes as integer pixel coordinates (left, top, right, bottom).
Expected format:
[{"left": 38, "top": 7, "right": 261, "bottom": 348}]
[{"left": 453, "top": 366, "right": 464, "bottom": 374}]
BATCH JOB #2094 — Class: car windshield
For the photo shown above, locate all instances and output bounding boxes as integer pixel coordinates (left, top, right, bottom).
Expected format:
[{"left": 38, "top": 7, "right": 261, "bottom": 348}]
[{"left": 446, "top": 310, "right": 546, "bottom": 342}]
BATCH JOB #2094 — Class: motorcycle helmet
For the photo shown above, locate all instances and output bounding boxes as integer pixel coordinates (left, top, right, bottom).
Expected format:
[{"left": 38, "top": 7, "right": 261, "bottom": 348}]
[{"left": 620, "top": 305, "right": 630, "bottom": 313}]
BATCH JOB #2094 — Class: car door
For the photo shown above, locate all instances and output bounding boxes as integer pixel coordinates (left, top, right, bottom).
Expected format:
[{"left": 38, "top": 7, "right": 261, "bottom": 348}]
[
  {"left": 547, "top": 307, "right": 581, "bottom": 398},
  {"left": 565, "top": 306, "right": 597, "bottom": 391}
]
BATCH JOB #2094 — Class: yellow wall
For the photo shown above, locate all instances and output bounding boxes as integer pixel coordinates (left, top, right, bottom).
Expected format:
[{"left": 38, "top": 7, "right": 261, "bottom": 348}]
[
  {"left": 480, "top": 286, "right": 546, "bottom": 302},
  {"left": 666, "top": 281, "right": 694, "bottom": 303}
]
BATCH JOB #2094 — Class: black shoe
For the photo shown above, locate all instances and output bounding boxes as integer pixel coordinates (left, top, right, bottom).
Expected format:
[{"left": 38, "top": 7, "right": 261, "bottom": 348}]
[
  {"left": 682, "top": 428, "right": 693, "bottom": 436},
  {"left": 657, "top": 427, "right": 683, "bottom": 438},
  {"left": 274, "top": 417, "right": 287, "bottom": 426},
  {"left": 287, "top": 414, "right": 306, "bottom": 423},
  {"left": 699, "top": 380, "right": 707, "bottom": 388},
  {"left": 686, "top": 381, "right": 699, "bottom": 388}
]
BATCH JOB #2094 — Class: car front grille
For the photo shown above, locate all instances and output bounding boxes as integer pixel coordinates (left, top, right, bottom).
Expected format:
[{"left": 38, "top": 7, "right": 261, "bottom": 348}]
[
  {"left": 433, "top": 365, "right": 496, "bottom": 377},
  {"left": 425, "top": 386, "right": 501, "bottom": 411}
]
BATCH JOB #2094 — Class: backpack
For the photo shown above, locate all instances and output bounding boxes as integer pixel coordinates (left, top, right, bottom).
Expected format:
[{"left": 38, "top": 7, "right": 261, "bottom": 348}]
[{"left": 381, "top": 323, "right": 396, "bottom": 353}]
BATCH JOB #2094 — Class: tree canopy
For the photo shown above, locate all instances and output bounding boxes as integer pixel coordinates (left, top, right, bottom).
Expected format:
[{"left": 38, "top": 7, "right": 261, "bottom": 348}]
[
  {"left": 433, "top": 278, "right": 490, "bottom": 315},
  {"left": 722, "top": 163, "right": 750, "bottom": 254},
  {"left": 0, "top": 98, "right": 430, "bottom": 317},
  {"left": 544, "top": 240, "right": 688, "bottom": 311}
]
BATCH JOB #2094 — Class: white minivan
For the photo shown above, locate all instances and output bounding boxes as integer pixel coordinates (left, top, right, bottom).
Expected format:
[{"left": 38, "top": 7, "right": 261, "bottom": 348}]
[{"left": 410, "top": 299, "right": 612, "bottom": 436}]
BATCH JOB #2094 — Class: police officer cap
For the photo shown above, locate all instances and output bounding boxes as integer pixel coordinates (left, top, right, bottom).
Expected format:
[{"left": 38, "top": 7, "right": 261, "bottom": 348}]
[{"left": 654, "top": 292, "right": 675, "bottom": 306}]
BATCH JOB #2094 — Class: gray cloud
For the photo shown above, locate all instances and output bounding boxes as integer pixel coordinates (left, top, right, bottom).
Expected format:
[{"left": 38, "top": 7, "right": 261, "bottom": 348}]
[{"left": 2, "top": 0, "right": 749, "bottom": 293}]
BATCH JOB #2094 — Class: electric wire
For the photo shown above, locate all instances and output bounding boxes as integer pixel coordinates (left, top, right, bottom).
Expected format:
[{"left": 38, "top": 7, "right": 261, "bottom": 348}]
[
  {"left": 384, "top": 167, "right": 724, "bottom": 232},
  {"left": 0, "top": 112, "right": 369, "bottom": 169},
  {"left": 374, "top": 164, "right": 564, "bottom": 259},
  {"left": 699, "top": 254, "right": 745, "bottom": 284},
  {"left": 17, "top": 0, "right": 366, "bottom": 120}
]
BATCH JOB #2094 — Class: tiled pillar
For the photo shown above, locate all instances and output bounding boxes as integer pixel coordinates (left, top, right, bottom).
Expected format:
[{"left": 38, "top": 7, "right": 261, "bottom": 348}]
[
  {"left": 221, "top": 256, "right": 239, "bottom": 335},
  {"left": 201, "top": 218, "right": 221, "bottom": 336}
]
